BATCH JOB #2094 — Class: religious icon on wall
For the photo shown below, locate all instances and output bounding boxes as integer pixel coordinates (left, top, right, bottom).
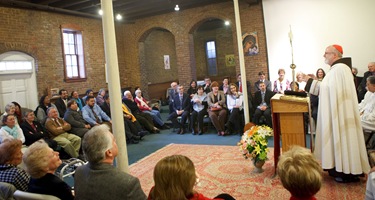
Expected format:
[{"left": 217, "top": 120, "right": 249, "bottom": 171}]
[
  {"left": 164, "top": 55, "right": 170, "bottom": 69},
  {"left": 225, "top": 54, "right": 235, "bottom": 67},
  {"left": 242, "top": 32, "right": 259, "bottom": 56}
]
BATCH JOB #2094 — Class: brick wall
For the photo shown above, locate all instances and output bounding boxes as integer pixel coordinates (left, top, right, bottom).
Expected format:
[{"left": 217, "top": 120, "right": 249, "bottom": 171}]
[
  {"left": 193, "top": 26, "right": 236, "bottom": 80},
  {"left": 0, "top": 7, "right": 108, "bottom": 98},
  {"left": 0, "top": 1, "right": 268, "bottom": 100},
  {"left": 122, "top": 1, "right": 268, "bottom": 90},
  {"left": 144, "top": 30, "right": 178, "bottom": 84}
]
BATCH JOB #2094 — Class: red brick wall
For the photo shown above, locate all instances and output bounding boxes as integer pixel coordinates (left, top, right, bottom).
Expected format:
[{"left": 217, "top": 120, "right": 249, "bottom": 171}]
[
  {"left": 122, "top": 1, "right": 268, "bottom": 89},
  {"left": 0, "top": 1, "right": 268, "bottom": 99},
  {"left": 144, "top": 30, "right": 178, "bottom": 84},
  {"left": 0, "top": 7, "right": 108, "bottom": 97}
]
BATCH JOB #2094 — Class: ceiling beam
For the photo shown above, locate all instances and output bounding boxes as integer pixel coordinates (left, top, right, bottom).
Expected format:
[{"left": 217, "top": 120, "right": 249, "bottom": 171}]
[
  {"left": 49, "top": 0, "right": 90, "bottom": 8},
  {"left": 31, "top": 0, "right": 60, "bottom": 5},
  {"left": 65, "top": 0, "right": 100, "bottom": 11}
]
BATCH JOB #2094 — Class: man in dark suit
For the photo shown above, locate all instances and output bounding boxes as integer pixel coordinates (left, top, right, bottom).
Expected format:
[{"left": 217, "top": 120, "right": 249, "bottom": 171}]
[
  {"left": 253, "top": 82, "right": 274, "bottom": 127},
  {"left": 64, "top": 100, "right": 90, "bottom": 138},
  {"left": 358, "top": 62, "right": 375, "bottom": 102},
  {"left": 168, "top": 85, "right": 190, "bottom": 134},
  {"left": 55, "top": 89, "right": 68, "bottom": 118},
  {"left": 168, "top": 82, "right": 178, "bottom": 114},
  {"left": 74, "top": 125, "right": 147, "bottom": 200},
  {"left": 100, "top": 95, "right": 111, "bottom": 117},
  {"left": 254, "top": 71, "right": 272, "bottom": 92}
]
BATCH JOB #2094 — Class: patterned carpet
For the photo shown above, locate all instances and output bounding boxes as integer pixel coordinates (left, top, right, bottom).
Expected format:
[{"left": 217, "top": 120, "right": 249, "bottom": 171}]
[{"left": 129, "top": 144, "right": 366, "bottom": 200}]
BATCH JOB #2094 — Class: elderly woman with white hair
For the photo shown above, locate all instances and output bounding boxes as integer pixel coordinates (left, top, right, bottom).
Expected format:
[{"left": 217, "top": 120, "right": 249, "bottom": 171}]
[
  {"left": 0, "top": 114, "right": 25, "bottom": 143},
  {"left": 134, "top": 89, "right": 169, "bottom": 129},
  {"left": 23, "top": 140, "right": 74, "bottom": 200},
  {"left": 0, "top": 139, "right": 30, "bottom": 191},
  {"left": 0, "top": 102, "right": 18, "bottom": 126},
  {"left": 96, "top": 88, "right": 106, "bottom": 106}
]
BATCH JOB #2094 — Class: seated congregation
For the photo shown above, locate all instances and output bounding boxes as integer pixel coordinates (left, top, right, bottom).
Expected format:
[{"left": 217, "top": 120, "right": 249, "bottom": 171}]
[{"left": 1, "top": 71, "right": 375, "bottom": 199}]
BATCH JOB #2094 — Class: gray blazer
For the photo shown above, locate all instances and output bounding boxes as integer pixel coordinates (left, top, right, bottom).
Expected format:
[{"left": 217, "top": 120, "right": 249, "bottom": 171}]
[
  {"left": 74, "top": 163, "right": 147, "bottom": 200},
  {"left": 207, "top": 91, "right": 227, "bottom": 109}
]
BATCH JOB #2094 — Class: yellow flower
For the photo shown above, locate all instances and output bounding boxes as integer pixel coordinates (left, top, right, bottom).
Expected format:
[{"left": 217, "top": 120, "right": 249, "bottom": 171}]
[
  {"left": 238, "top": 125, "right": 273, "bottom": 161},
  {"left": 254, "top": 145, "right": 261, "bottom": 155}
]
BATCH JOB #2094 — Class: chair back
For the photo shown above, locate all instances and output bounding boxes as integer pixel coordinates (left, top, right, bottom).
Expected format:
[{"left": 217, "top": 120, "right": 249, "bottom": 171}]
[
  {"left": 0, "top": 182, "right": 16, "bottom": 200},
  {"left": 13, "top": 190, "right": 60, "bottom": 200}
]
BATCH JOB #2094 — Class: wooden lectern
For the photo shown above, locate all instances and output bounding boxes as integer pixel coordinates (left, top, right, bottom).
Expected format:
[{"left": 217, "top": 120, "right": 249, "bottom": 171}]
[{"left": 271, "top": 94, "right": 309, "bottom": 171}]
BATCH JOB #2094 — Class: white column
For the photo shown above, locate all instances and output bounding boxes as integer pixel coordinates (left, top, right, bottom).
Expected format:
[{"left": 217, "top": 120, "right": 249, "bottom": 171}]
[
  {"left": 233, "top": 0, "right": 250, "bottom": 123},
  {"left": 101, "top": 0, "right": 129, "bottom": 172}
]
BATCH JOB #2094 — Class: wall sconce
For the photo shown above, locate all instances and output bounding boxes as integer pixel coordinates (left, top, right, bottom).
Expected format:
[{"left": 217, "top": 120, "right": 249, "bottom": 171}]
[
  {"left": 116, "top": 14, "right": 122, "bottom": 20},
  {"left": 174, "top": 5, "right": 180, "bottom": 11}
]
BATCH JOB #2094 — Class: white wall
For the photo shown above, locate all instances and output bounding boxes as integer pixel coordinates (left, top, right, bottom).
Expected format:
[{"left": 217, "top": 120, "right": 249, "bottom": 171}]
[{"left": 262, "top": 0, "right": 375, "bottom": 84}]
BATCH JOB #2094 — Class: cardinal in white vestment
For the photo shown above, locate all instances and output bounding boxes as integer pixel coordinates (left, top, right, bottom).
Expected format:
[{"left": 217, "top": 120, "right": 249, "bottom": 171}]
[{"left": 305, "top": 44, "right": 370, "bottom": 183}]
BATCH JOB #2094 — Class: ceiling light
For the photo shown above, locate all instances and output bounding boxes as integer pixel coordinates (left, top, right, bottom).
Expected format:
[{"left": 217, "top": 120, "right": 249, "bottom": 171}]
[
  {"left": 116, "top": 14, "right": 122, "bottom": 20},
  {"left": 224, "top": 21, "right": 230, "bottom": 26},
  {"left": 174, "top": 5, "right": 180, "bottom": 11},
  {"left": 98, "top": 9, "right": 103, "bottom": 15}
]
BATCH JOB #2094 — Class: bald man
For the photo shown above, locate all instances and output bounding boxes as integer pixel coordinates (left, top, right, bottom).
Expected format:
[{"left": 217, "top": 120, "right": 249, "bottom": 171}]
[{"left": 304, "top": 44, "right": 370, "bottom": 183}]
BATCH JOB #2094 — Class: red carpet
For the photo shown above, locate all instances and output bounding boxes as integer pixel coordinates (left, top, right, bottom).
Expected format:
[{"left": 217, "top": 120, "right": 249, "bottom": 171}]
[{"left": 129, "top": 144, "right": 366, "bottom": 200}]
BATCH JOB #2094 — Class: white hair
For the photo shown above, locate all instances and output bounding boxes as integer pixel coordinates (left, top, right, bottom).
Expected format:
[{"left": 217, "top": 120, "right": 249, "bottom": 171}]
[{"left": 124, "top": 90, "right": 131, "bottom": 97}]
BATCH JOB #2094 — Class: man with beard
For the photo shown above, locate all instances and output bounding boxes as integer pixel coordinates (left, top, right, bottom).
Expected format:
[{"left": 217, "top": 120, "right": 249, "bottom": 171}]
[
  {"left": 304, "top": 44, "right": 370, "bottom": 183},
  {"left": 82, "top": 96, "right": 112, "bottom": 129},
  {"left": 55, "top": 89, "right": 69, "bottom": 118}
]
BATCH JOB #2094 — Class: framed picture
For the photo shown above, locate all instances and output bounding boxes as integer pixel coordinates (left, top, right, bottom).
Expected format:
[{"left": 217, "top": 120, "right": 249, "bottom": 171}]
[
  {"left": 164, "top": 55, "right": 170, "bottom": 69},
  {"left": 50, "top": 88, "right": 59, "bottom": 96},
  {"left": 225, "top": 54, "right": 235, "bottom": 67},
  {"left": 242, "top": 32, "right": 259, "bottom": 56}
]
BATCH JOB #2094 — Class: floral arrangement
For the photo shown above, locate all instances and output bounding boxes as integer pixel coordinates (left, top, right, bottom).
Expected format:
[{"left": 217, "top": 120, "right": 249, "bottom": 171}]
[{"left": 238, "top": 125, "right": 273, "bottom": 162}]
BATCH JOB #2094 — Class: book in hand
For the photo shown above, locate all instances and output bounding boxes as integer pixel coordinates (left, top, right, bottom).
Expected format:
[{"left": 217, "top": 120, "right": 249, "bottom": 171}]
[{"left": 284, "top": 90, "right": 307, "bottom": 97}]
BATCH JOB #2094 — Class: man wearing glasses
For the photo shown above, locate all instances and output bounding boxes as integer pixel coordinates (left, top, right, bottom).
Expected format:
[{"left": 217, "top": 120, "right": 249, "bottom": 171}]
[{"left": 304, "top": 44, "right": 370, "bottom": 183}]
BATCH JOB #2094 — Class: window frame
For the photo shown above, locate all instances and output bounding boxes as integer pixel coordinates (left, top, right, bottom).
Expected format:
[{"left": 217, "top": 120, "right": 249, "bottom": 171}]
[
  {"left": 205, "top": 40, "right": 218, "bottom": 76},
  {"left": 60, "top": 24, "right": 87, "bottom": 82}
]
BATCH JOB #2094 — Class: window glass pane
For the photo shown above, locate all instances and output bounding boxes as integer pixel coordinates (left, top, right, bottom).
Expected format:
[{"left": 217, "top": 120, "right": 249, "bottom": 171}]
[
  {"left": 63, "top": 33, "right": 69, "bottom": 44},
  {"left": 72, "top": 66, "right": 78, "bottom": 77},
  {"left": 67, "top": 66, "right": 72, "bottom": 78},
  {"left": 68, "top": 33, "right": 74, "bottom": 44},
  {"left": 62, "top": 27, "right": 86, "bottom": 80},
  {"left": 69, "top": 44, "right": 75, "bottom": 54},
  {"left": 0, "top": 62, "right": 5, "bottom": 70},
  {"left": 66, "top": 55, "right": 71, "bottom": 66},
  {"left": 0, "top": 61, "right": 32, "bottom": 72},
  {"left": 205, "top": 41, "right": 217, "bottom": 76},
  {"left": 72, "top": 56, "right": 77, "bottom": 66},
  {"left": 63, "top": 44, "right": 68, "bottom": 54}
]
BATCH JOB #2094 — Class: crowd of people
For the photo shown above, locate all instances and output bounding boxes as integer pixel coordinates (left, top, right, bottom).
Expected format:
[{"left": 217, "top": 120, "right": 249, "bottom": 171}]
[{"left": 0, "top": 44, "right": 375, "bottom": 199}]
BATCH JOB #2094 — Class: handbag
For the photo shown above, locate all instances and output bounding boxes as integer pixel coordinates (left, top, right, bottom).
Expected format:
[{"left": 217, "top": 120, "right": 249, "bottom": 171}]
[{"left": 210, "top": 107, "right": 222, "bottom": 111}]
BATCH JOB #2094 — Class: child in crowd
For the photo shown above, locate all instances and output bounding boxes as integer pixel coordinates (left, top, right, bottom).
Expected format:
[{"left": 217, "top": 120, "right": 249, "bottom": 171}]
[
  {"left": 148, "top": 155, "right": 235, "bottom": 200},
  {"left": 277, "top": 146, "right": 322, "bottom": 200}
]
